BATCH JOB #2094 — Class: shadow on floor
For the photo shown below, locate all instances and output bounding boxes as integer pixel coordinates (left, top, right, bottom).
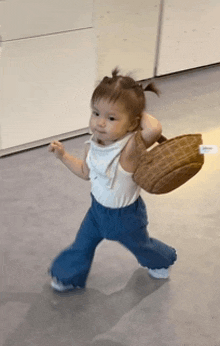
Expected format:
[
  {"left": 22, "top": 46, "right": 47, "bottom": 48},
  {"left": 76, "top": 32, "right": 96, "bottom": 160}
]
[{"left": 1, "top": 268, "right": 167, "bottom": 346}]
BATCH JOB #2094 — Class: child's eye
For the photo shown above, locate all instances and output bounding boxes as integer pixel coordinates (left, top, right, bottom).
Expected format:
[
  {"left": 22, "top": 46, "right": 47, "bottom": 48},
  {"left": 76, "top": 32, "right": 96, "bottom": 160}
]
[
  {"left": 109, "top": 117, "right": 115, "bottom": 121},
  {"left": 93, "top": 111, "right": 99, "bottom": 116}
]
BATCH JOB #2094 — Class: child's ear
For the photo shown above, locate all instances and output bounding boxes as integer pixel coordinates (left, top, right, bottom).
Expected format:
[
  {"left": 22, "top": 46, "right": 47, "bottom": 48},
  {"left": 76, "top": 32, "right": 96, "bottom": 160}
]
[{"left": 129, "top": 117, "right": 141, "bottom": 131}]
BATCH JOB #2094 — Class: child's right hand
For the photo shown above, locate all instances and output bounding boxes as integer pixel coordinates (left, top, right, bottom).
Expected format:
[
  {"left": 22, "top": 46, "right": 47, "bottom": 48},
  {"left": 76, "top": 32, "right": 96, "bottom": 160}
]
[{"left": 48, "top": 141, "right": 65, "bottom": 159}]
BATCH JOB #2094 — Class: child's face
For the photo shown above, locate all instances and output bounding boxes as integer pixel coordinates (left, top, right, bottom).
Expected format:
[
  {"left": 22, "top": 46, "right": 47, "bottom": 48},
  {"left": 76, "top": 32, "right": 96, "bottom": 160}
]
[{"left": 90, "top": 99, "right": 135, "bottom": 146}]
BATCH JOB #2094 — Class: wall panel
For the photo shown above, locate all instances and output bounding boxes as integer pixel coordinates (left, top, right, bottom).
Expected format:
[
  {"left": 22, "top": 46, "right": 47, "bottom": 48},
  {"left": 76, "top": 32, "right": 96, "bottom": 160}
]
[
  {"left": 157, "top": 0, "right": 220, "bottom": 75},
  {"left": 0, "top": 30, "right": 96, "bottom": 153},
  {"left": 94, "top": 0, "right": 161, "bottom": 81},
  {"left": 0, "top": 0, "right": 93, "bottom": 41}
]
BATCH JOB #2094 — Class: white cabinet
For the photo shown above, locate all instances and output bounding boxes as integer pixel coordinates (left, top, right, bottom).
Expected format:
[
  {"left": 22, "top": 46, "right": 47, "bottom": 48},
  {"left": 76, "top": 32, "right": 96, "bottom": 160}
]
[
  {"left": 94, "top": 0, "right": 161, "bottom": 81},
  {"left": 0, "top": 30, "right": 96, "bottom": 153},
  {"left": 0, "top": 0, "right": 96, "bottom": 155},
  {"left": 0, "top": 0, "right": 93, "bottom": 40},
  {"left": 157, "top": 0, "right": 220, "bottom": 75}
]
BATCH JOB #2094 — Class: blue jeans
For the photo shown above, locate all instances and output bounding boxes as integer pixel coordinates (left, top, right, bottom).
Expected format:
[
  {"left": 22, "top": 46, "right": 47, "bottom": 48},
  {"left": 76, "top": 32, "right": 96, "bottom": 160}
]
[{"left": 48, "top": 194, "right": 177, "bottom": 287}]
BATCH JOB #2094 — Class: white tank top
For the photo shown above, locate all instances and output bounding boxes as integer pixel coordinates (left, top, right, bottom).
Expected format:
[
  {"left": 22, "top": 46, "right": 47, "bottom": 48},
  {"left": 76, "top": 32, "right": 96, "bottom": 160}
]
[{"left": 85, "top": 133, "right": 141, "bottom": 208}]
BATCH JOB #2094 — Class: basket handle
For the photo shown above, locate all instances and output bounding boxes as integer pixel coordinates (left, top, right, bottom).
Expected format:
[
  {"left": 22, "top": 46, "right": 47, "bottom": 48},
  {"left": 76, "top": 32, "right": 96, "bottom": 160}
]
[
  {"left": 135, "top": 131, "right": 167, "bottom": 152},
  {"left": 157, "top": 135, "right": 167, "bottom": 143},
  {"left": 134, "top": 131, "right": 167, "bottom": 162}
]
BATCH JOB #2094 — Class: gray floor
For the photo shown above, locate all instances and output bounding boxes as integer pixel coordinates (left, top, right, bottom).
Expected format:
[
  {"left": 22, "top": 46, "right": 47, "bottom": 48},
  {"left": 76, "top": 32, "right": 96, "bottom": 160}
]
[{"left": 1, "top": 65, "right": 220, "bottom": 346}]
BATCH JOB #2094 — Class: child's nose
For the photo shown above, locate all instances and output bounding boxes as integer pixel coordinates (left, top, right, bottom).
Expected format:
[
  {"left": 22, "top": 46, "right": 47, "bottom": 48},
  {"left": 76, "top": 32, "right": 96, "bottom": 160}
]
[{"left": 97, "top": 118, "right": 106, "bottom": 127}]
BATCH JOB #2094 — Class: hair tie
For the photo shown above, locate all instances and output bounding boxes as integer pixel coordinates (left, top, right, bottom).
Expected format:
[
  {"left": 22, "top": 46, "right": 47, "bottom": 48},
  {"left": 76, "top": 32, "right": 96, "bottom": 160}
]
[{"left": 131, "top": 83, "right": 142, "bottom": 90}]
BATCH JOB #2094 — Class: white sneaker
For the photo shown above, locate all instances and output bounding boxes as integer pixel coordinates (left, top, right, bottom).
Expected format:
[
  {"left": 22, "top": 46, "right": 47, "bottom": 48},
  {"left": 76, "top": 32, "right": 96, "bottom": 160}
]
[
  {"left": 148, "top": 268, "right": 169, "bottom": 279},
  {"left": 51, "top": 278, "right": 76, "bottom": 292}
]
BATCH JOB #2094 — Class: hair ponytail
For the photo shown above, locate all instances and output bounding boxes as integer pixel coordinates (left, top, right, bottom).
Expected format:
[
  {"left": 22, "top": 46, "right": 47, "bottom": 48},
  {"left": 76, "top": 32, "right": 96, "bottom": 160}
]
[
  {"left": 112, "top": 67, "right": 120, "bottom": 79},
  {"left": 144, "top": 82, "right": 161, "bottom": 97}
]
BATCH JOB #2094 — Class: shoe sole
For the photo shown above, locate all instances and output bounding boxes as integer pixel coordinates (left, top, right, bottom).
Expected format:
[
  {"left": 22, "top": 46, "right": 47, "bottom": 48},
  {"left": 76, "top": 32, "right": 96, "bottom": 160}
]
[
  {"left": 148, "top": 269, "right": 169, "bottom": 279},
  {"left": 51, "top": 281, "right": 76, "bottom": 292}
]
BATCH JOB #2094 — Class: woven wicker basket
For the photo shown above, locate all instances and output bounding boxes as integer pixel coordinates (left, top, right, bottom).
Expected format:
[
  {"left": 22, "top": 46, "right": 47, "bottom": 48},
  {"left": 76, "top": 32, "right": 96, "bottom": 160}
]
[{"left": 132, "top": 131, "right": 204, "bottom": 194}]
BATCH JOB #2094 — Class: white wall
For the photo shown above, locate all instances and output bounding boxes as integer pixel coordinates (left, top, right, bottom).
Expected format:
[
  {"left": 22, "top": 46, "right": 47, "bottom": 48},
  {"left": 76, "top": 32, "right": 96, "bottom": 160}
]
[
  {"left": 0, "top": 31, "right": 96, "bottom": 151},
  {"left": 157, "top": 0, "right": 220, "bottom": 75},
  {"left": 0, "top": 0, "right": 93, "bottom": 40},
  {"left": 94, "top": 0, "right": 161, "bottom": 81},
  {"left": 0, "top": 0, "right": 96, "bottom": 155}
]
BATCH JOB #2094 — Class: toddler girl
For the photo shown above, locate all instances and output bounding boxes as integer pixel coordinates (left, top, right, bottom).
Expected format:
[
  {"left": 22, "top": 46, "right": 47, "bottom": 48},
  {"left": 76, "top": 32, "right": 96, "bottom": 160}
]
[{"left": 48, "top": 68, "right": 177, "bottom": 292}]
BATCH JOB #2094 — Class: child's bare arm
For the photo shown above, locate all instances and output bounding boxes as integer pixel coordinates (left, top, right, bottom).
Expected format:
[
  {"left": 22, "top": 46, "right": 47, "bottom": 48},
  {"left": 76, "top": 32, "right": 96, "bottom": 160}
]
[
  {"left": 48, "top": 141, "right": 90, "bottom": 180},
  {"left": 140, "top": 112, "right": 162, "bottom": 148}
]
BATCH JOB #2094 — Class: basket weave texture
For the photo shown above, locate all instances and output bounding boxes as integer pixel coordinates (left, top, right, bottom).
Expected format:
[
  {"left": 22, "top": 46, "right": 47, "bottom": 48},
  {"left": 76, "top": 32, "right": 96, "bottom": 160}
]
[{"left": 132, "top": 131, "right": 204, "bottom": 194}]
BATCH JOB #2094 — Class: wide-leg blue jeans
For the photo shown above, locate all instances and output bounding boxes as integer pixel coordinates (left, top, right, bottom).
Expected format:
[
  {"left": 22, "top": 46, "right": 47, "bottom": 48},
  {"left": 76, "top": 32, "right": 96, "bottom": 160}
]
[{"left": 48, "top": 194, "right": 177, "bottom": 287}]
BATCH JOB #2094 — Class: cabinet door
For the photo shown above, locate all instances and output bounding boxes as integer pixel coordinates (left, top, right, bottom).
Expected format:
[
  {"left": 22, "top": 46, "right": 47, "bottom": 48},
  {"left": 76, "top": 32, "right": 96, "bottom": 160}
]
[
  {"left": 157, "top": 0, "right": 220, "bottom": 75},
  {"left": 0, "top": 0, "right": 93, "bottom": 41},
  {"left": 0, "top": 30, "right": 96, "bottom": 153},
  {"left": 94, "top": 0, "right": 161, "bottom": 81}
]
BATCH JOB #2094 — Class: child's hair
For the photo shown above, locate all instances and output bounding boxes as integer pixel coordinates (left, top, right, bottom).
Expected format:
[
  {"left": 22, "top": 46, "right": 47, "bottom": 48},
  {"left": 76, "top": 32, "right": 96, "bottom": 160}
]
[{"left": 91, "top": 67, "right": 160, "bottom": 130}]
